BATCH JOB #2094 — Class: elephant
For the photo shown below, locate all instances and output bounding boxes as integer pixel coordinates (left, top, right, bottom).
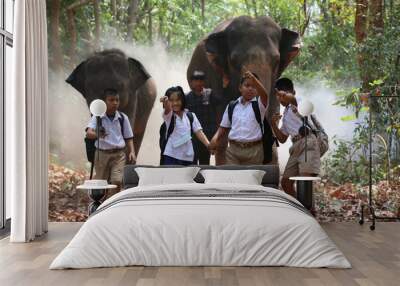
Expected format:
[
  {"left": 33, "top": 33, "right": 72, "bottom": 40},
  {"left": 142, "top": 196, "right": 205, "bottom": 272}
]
[
  {"left": 187, "top": 16, "right": 300, "bottom": 164},
  {"left": 66, "top": 49, "right": 157, "bottom": 155}
]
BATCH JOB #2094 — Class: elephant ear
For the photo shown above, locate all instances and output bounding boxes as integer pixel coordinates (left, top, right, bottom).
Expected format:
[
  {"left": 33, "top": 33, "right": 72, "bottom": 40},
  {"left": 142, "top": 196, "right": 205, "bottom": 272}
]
[
  {"left": 128, "top": 58, "right": 150, "bottom": 90},
  {"left": 66, "top": 61, "right": 87, "bottom": 96},
  {"left": 205, "top": 31, "right": 229, "bottom": 73},
  {"left": 278, "top": 28, "right": 301, "bottom": 76}
]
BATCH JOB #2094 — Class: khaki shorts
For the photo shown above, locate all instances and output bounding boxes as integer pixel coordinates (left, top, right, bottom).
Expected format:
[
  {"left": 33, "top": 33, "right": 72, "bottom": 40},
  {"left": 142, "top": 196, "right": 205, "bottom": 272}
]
[
  {"left": 225, "top": 141, "right": 264, "bottom": 165},
  {"left": 94, "top": 149, "right": 126, "bottom": 185},
  {"left": 282, "top": 134, "right": 320, "bottom": 178}
]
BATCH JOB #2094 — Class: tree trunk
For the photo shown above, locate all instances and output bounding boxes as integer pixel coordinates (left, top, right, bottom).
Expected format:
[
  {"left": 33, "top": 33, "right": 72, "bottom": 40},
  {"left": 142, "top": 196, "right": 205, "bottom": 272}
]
[
  {"left": 111, "top": 0, "right": 117, "bottom": 28},
  {"left": 166, "top": 12, "right": 175, "bottom": 48},
  {"left": 48, "top": 0, "right": 63, "bottom": 72},
  {"left": 355, "top": 0, "right": 368, "bottom": 43},
  {"left": 300, "top": 0, "right": 311, "bottom": 36},
  {"left": 244, "top": 0, "right": 252, "bottom": 15},
  {"left": 116, "top": 0, "right": 122, "bottom": 22},
  {"left": 81, "top": 22, "right": 94, "bottom": 56},
  {"left": 127, "top": 0, "right": 140, "bottom": 42},
  {"left": 66, "top": 0, "right": 92, "bottom": 67},
  {"left": 355, "top": 0, "right": 369, "bottom": 89},
  {"left": 319, "top": 0, "right": 329, "bottom": 22},
  {"left": 148, "top": 9, "right": 153, "bottom": 43},
  {"left": 93, "top": 0, "right": 100, "bottom": 50},
  {"left": 368, "top": 0, "right": 384, "bottom": 86},
  {"left": 201, "top": 0, "right": 205, "bottom": 23},
  {"left": 251, "top": 0, "right": 258, "bottom": 17},
  {"left": 158, "top": 13, "right": 164, "bottom": 40},
  {"left": 67, "top": 9, "right": 77, "bottom": 66},
  {"left": 369, "top": 0, "right": 384, "bottom": 34}
]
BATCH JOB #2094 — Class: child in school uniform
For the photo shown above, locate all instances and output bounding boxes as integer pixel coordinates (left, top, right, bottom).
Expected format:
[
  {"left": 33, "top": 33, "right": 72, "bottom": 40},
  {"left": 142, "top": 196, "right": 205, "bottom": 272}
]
[
  {"left": 86, "top": 88, "right": 136, "bottom": 187},
  {"left": 270, "top": 78, "right": 320, "bottom": 197},
  {"left": 160, "top": 86, "right": 211, "bottom": 166},
  {"left": 209, "top": 71, "right": 269, "bottom": 165}
]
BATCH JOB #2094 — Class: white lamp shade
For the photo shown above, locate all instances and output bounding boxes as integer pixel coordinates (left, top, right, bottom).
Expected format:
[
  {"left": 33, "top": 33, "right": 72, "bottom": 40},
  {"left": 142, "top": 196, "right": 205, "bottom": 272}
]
[
  {"left": 89, "top": 99, "right": 106, "bottom": 116},
  {"left": 298, "top": 100, "right": 314, "bottom": 116}
]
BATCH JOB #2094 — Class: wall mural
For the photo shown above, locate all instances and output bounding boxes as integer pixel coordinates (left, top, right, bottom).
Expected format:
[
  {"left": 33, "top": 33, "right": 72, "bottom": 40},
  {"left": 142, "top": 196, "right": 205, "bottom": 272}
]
[{"left": 46, "top": 0, "right": 400, "bottom": 222}]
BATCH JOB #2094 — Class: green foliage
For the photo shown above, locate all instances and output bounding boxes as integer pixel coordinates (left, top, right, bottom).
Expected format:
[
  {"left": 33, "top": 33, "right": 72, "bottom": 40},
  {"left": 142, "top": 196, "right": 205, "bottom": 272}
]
[{"left": 323, "top": 123, "right": 369, "bottom": 185}]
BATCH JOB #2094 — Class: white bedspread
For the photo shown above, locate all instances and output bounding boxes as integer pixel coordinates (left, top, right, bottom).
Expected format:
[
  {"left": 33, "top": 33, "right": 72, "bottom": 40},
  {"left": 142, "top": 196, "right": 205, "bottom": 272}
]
[{"left": 50, "top": 183, "right": 351, "bottom": 269}]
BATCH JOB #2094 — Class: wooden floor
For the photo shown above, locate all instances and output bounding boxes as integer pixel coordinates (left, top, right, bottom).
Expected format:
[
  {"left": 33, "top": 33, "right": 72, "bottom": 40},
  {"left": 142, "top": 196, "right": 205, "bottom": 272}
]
[{"left": 0, "top": 222, "right": 399, "bottom": 286}]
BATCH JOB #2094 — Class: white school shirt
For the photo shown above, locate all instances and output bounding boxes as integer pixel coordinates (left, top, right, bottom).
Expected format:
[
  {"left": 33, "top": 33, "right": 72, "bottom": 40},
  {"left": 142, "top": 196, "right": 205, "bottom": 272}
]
[
  {"left": 220, "top": 96, "right": 267, "bottom": 142},
  {"left": 280, "top": 104, "right": 304, "bottom": 138},
  {"left": 87, "top": 111, "right": 134, "bottom": 150},
  {"left": 162, "top": 110, "right": 203, "bottom": 162}
]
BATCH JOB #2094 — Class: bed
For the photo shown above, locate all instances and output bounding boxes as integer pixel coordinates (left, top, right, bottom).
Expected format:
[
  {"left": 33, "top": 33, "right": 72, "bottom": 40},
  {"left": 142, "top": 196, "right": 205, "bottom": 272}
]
[{"left": 50, "top": 165, "right": 351, "bottom": 269}]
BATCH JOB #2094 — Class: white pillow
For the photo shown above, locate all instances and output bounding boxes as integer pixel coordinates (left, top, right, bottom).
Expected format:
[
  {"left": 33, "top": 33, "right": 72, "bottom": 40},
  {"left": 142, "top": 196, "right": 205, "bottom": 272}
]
[
  {"left": 200, "top": 169, "right": 266, "bottom": 185},
  {"left": 135, "top": 167, "right": 200, "bottom": 186}
]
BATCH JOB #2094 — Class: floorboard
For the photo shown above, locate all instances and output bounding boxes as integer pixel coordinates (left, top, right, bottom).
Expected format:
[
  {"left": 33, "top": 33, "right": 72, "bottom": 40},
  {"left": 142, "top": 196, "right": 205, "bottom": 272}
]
[{"left": 0, "top": 222, "right": 399, "bottom": 286}]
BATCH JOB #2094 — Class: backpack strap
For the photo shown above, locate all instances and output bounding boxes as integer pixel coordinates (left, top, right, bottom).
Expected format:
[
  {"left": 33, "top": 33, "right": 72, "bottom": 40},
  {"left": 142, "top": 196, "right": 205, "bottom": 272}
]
[
  {"left": 166, "top": 115, "right": 175, "bottom": 142},
  {"left": 186, "top": 111, "right": 194, "bottom": 137},
  {"left": 251, "top": 98, "right": 264, "bottom": 134},
  {"left": 228, "top": 100, "right": 239, "bottom": 124},
  {"left": 250, "top": 98, "right": 280, "bottom": 148},
  {"left": 303, "top": 115, "right": 319, "bottom": 136},
  {"left": 309, "top": 114, "right": 327, "bottom": 134},
  {"left": 118, "top": 112, "right": 125, "bottom": 138}
]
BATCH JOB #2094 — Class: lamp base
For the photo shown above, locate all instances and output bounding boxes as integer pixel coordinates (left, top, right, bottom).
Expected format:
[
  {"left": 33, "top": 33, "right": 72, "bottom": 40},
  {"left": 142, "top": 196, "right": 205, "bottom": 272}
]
[
  {"left": 296, "top": 180, "right": 313, "bottom": 210},
  {"left": 87, "top": 189, "right": 107, "bottom": 215}
]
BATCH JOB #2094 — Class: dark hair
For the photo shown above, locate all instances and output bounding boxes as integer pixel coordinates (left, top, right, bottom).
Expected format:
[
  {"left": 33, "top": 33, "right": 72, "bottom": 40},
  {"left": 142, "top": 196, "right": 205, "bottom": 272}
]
[
  {"left": 103, "top": 88, "right": 119, "bottom": 99},
  {"left": 165, "top": 86, "right": 186, "bottom": 110},
  {"left": 275, "top": 78, "right": 294, "bottom": 92},
  {"left": 240, "top": 72, "right": 260, "bottom": 85}
]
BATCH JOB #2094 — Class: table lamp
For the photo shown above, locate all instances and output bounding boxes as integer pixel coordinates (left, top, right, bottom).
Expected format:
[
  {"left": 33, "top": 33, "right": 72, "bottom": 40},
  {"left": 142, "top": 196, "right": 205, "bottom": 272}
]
[{"left": 89, "top": 99, "right": 107, "bottom": 165}]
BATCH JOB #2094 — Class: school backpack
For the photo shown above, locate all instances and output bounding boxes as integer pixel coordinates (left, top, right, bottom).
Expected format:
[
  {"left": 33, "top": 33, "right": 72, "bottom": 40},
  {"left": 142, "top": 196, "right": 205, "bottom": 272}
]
[
  {"left": 159, "top": 112, "right": 194, "bottom": 165},
  {"left": 307, "top": 114, "right": 329, "bottom": 157},
  {"left": 85, "top": 113, "right": 125, "bottom": 178},
  {"left": 228, "top": 98, "right": 277, "bottom": 164}
]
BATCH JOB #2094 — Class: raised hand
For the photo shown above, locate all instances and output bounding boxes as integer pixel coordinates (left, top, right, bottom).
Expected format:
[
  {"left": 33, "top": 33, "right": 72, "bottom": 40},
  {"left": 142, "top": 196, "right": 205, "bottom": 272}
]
[
  {"left": 243, "top": 70, "right": 256, "bottom": 83},
  {"left": 160, "top": 96, "right": 172, "bottom": 111}
]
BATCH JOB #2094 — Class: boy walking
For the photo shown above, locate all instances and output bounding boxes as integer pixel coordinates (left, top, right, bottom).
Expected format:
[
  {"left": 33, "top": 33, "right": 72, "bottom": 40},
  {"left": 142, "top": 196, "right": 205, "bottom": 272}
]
[
  {"left": 209, "top": 71, "right": 269, "bottom": 165},
  {"left": 86, "top": 88, "right": 136, "bottom": 187},
  {"left": 271, "top": 78, "right": 320, "bottom": 197}
]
